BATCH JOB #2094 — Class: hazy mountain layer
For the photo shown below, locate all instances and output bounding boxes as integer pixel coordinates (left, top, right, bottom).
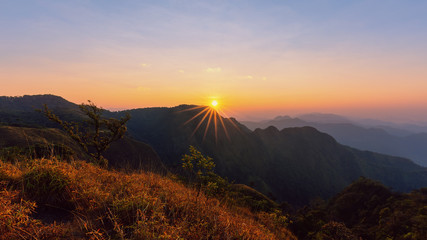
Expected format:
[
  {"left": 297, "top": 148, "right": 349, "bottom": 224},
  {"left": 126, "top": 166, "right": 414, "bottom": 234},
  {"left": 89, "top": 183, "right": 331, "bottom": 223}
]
[{"left": 242, "top": 116, "right": 427, "bottom": 166}]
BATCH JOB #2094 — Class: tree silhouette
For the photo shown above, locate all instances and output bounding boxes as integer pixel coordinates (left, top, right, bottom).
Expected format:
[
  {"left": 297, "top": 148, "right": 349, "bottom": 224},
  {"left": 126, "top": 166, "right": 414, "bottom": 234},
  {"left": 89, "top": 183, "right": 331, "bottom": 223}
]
[{"left": 42, "top": 101, "right": 130, "bottom": 167}]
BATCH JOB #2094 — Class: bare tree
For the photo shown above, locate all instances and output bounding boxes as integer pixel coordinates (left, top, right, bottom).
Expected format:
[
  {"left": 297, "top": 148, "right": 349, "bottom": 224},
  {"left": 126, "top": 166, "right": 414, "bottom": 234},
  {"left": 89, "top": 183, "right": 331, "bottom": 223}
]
[{"left": 42, "top": 101, "right": 130, "bottom": 167}]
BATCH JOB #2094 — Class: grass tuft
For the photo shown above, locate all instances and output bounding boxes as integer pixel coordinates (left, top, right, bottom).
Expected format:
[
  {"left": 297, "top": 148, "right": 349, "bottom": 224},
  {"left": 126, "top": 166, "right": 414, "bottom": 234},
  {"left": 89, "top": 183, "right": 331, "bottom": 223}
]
[{"left": 22, "top": 159, "right": 72, "bottom": 208}]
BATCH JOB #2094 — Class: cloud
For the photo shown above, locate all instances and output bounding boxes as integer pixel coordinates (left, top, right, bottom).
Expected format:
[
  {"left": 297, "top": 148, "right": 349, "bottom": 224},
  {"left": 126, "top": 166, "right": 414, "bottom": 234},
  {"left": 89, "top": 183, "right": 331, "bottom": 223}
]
[
  {"left": 238, "top": 75, "right": 254, "bottom": 80},
  {"left": 136, "top": 86, "right": 150, "bottom": 91},
  {"left": 206, "top": 67, "right": 222, "bottom": 73},
  {"left": 178, "top": 69, "right": 185, "bottom": 73},
  {"left": 140, "top": 63, "right": 150, "bottom": 68}
]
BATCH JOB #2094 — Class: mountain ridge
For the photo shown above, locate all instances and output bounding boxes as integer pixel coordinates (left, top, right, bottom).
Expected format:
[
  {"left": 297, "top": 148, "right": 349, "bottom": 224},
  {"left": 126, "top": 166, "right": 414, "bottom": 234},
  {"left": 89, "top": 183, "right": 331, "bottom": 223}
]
[
  {"left": 242, "top": 116, "right": 427, "bottom": 166},
  {"left": 0, "top": 94, "right": 426, "bottom": 205}
]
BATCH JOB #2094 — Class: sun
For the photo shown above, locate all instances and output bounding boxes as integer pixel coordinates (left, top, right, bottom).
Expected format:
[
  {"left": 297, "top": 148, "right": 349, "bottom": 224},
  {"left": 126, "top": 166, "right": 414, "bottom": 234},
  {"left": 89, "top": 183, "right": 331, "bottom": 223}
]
[{"left": 211, "top": 100, "right": 218, "bottom": 107}]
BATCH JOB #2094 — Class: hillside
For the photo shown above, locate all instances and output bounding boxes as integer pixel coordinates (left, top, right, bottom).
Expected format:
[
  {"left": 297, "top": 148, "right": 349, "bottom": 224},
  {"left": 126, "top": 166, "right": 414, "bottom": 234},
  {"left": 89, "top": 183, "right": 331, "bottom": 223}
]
[
  {"left": 0, "top": 126, "right": 165, "bottom": 173},
  {"left": 115, "top": 105, "right": 427, "bottom": 204},
  {"left": 1, "top": 95, "right": 426, "bottom": 205},
  {"left": 251, "top": 126, "right": 426, "bottom": 203},
  {"left": 0, "top": 158, "right": 296, "bottom": 239},
  {"left": 242, "top": 116, "right": 427, "bottom": 167},
  {"left": 0, "top": 95, "right": 83, "bottom": 127}
]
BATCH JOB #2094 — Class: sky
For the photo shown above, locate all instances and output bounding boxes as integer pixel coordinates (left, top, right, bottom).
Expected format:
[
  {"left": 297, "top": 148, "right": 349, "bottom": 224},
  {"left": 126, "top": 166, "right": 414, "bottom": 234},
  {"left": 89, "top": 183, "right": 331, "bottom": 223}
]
[{"left": 1, "top": 0, "right": 427, "bottom": 122}]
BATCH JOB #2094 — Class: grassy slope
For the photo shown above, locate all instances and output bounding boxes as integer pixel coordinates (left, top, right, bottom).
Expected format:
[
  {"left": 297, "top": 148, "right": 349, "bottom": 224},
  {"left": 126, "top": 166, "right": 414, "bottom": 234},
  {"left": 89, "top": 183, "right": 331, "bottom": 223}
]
[{"left": 0, "top": 158, "right": 296, "bottom": 240}]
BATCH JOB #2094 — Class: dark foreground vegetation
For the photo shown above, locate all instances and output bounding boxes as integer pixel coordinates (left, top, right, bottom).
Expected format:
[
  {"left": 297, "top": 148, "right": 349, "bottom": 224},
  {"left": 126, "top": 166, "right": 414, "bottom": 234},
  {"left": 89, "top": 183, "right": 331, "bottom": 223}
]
[{"left": 289, "top": 178, "right": 427, "bottom": 240}]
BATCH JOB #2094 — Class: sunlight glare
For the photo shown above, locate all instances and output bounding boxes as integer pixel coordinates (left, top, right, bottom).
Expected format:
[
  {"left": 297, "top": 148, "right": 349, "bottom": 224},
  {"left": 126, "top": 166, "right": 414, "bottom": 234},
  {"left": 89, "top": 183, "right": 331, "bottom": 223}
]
[{"left": 211, "top": 100, "right": 218, "bottom": 107}]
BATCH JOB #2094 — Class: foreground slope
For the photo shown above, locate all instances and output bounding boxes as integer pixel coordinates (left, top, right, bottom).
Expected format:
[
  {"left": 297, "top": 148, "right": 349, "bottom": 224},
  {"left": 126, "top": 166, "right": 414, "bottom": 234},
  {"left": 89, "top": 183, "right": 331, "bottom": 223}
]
[{"left": 0, "top": 158, "right": 296, "bottom": 240}]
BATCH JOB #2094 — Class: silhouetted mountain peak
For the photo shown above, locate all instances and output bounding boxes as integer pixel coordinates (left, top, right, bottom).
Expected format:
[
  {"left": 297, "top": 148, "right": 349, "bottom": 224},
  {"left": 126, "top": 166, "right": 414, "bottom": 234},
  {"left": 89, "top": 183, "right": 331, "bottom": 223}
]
[
  {"left": 254, "top": 125, "right": 279, "bottom": 135},
  {"left": 273, "top": 115, "right": 292, "bottom": 121},
  {"left": 280, "top": 126, "right": 325, "bottom": 136},
  {"left": 173, "top": 104, "right": 200, "bottom": 111},
  {"left": 280, "top": 126, "right": 338, "bottom": 145},
  {"left": 0, "top": 94, "right": 76, "bottom": 111}
]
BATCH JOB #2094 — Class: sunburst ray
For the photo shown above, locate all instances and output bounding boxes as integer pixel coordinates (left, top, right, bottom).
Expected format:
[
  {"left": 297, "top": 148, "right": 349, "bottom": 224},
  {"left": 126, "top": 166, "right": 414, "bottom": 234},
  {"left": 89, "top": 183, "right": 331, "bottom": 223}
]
[
  {"left": 203, "top": 109, "right": 214, "bottom": 141},
  {"left": 177, "top": 105, "right": 206, "bottom": 113},
  {"left": 181, "top": 103, "right": 238, "bottom": 142},
  {"left": 183, "top": 107, "right": 210, "bottom": 125},
  {"left": 190, "top": 107, "right": 212, "bottom": 137},
  {"left": 214, "top": 110, "right": 218, "bottom": 142}
]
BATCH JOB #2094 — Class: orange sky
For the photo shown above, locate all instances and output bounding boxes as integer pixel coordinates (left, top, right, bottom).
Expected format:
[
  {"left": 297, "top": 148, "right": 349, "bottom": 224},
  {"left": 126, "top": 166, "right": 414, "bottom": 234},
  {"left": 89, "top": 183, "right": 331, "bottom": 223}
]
[{"left": 1, "top": 1, "right": 427, "bottom": 122}]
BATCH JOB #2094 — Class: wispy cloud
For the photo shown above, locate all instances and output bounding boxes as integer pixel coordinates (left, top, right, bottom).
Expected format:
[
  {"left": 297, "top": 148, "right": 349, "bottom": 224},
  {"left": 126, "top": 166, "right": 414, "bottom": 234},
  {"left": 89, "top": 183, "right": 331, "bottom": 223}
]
[
  {"left": 237, "top": 75, "right": 254, "bottom": 80},
  {"left": 140, "top": 63, "right": 150, "bottom": 68},
  {"left": 136, "top": 86, "right": 151, "bottom": 91},
  {"left": 206, "top": 67, "right": 221, "bottom": 73},
  {"left": 178, "top": 69, "right": 185, "bottom": 73}
]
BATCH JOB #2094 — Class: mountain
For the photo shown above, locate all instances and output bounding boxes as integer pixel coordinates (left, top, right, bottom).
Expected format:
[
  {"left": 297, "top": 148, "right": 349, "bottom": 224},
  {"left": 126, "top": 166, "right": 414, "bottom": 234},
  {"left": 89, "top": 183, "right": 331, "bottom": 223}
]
[
  {"left": 0, "top": 94, "right": 83, "bottom": 127},
  {"left": 355, "top": 117, "right": 427, "bottom": 135},
  {"left": 1, "top": 95, "right": 426, "bottom": 205},
  {"left": 243, "top": 116, "right": 308, "bottom": 130},
  {"left": 295, "top": 113, "right": 427, "bottom": 135},
  {"left": 296, "top": 113, "right": 352, "bottom": 124},
  {"left": 242, "top": 116, "right": 427, "bottom": 167},
  {"left": 111, "top": 106, "right": 427, "bottom": 204},
  {"left": 104, "top": 136, "right": 166, "bottom": 172},
  {"left": 0, "top": 94, "right": 77, "bottom": 111}
]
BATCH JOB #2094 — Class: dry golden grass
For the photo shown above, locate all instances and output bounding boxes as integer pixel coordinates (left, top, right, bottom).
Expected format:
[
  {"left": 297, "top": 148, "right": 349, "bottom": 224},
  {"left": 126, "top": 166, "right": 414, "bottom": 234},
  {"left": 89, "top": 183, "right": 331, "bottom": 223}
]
[{"left": 0, "top": 158, "right": 296, "bottom": 240}]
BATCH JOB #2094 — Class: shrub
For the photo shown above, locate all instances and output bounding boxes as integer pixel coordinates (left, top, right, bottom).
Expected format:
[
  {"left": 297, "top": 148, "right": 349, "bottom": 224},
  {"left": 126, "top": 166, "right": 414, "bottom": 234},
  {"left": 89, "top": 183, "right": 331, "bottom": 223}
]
[
  {"left": 22, "top": 159, "right": 72, "bottom": 208},
  {"left": 315, "top": 221, "right": 358, "bottom": 240},
  {"left": 181, "top": 145, "right": 230, "bottom": 197},
  {"left": 110, "top": 195, "right": 152, "bottom": 226}
]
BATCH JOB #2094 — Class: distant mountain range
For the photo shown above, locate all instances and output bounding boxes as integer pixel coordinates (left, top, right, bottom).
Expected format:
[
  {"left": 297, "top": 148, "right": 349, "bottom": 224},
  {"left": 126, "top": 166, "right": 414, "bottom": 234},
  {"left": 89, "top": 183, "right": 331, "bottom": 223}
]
[
  {"left": 296, "top": 113, "right": 427, "bottom": 134},
  {"left": 242, "top": 114, "right": 427, "bottom": 167},
  {"left": 1, "top": 95, "right": 426, "bottom": 205}
]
